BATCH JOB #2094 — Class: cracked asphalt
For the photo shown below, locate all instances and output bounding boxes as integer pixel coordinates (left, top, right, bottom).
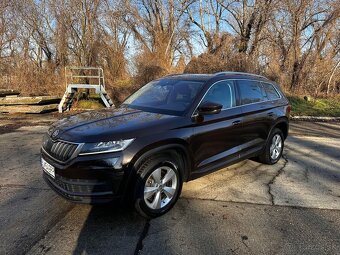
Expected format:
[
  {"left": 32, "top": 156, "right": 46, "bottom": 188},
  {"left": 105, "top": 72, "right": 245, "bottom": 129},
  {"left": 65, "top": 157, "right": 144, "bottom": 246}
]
[{"left": 0, "top": 116, "right": 339, "bottom": 255}]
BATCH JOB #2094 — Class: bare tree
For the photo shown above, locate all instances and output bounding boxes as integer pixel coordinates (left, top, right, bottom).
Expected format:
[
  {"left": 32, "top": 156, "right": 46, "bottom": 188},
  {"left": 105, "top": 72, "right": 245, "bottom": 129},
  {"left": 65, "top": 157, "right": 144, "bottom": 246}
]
[
  {"left": 185, "top": 0, "right": 229, "bottom": 53},
  {"left": 99, "top": 0, "right": 130, "bottom": 80},
  {"left": 217, "top": 0, "right": 274, "bottom": 56},
  {"left": 278, "top": 0, "right": 340, "bottom": 91},
  {"left": 14, "top": 0, "right": 56, "bottom": 67},
  {"left": 124, "top": 0, "right": 191, "bottom": 71},
  {"left": 0, "top": 0, "right": 339, "bottom": 97}
]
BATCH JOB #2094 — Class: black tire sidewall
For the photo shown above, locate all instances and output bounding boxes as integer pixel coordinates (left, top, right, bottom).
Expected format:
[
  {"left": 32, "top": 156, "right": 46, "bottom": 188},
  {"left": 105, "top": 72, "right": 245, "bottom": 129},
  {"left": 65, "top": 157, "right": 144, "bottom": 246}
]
[{"left": 134, "top": 154, "right": 182, "bottom": 218}]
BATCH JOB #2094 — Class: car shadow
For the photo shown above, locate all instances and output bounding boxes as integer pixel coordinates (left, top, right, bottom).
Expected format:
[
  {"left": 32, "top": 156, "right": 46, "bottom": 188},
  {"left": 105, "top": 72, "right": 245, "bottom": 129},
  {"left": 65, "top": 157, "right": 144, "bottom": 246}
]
[{"left": 72, "top": 202, "right": 146, "bottom": 255}]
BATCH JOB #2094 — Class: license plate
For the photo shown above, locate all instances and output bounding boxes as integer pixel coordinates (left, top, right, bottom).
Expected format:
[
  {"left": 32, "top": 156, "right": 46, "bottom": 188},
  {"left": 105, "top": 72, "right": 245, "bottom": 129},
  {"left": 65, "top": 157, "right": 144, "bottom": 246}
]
[{"left": 41, "top": 158, "right": 55, "bottom": 178}]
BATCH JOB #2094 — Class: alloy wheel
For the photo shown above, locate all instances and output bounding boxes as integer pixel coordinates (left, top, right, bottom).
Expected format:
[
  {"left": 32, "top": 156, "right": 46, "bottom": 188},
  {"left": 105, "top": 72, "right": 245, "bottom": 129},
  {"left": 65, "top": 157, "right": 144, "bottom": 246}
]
[
  {"left": 144, "top": 166, "right": 178, "bottom": 210},
  {"left": 270, "top": 134, "right": 282, "bottom": 160}
]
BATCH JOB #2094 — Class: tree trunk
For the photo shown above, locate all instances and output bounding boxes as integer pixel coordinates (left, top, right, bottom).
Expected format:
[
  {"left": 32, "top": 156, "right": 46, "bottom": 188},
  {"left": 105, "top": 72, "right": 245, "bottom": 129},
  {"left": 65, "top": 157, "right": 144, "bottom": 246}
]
[{"left": 327, "top": 60, "right": 340, "bottom": 95}]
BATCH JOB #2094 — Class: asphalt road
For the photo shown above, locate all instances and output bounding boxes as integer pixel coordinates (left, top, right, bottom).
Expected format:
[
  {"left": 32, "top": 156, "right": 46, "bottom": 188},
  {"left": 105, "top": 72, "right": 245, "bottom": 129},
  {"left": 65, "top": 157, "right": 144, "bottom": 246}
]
[{"left": 0, "top": 118, "right": 339, "bottom": 255}]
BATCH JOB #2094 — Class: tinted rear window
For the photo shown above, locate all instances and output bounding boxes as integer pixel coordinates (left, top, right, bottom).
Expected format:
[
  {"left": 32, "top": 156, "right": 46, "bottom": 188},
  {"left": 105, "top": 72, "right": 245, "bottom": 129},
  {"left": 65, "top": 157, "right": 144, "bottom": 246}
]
[
  {"left": 262, "top": 83, "right": 281, "bottom": 100},
  {"left": 237, "top": 80, "right": 266, "bottom": 105}
]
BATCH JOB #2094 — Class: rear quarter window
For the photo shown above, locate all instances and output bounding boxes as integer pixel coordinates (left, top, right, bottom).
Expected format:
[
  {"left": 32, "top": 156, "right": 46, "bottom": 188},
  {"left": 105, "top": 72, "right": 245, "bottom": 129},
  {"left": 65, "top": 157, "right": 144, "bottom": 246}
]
[{"left": 262, "top": 83, "right": 281, "bottom": 100}]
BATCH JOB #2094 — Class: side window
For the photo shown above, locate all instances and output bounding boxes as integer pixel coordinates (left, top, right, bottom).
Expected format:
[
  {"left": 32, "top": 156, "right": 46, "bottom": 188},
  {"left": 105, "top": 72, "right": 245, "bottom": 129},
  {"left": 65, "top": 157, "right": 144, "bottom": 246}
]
[
  {"left": 237, "top": 80, "right": 265, "bottom": 105},
  {"left": 201, "top": 80, "right": 235, "bottom": 110},
  {"left": 262, "top": 83, "right": 281, "bottom": 100}
]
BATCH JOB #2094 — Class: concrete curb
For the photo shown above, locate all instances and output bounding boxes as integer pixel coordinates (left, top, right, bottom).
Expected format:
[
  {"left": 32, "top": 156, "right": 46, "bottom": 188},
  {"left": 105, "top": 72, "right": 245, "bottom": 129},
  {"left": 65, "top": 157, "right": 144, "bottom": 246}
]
[{"left": 291, "top": 116, "right": 340, "bottom": 122}]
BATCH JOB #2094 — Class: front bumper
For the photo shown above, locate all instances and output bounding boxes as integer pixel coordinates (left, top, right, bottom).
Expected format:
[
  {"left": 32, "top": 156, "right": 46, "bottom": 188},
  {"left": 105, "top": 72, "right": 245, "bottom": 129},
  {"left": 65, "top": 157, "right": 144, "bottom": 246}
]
[{"left": 41, "top": 149, "right": 129, "bottom": 204}]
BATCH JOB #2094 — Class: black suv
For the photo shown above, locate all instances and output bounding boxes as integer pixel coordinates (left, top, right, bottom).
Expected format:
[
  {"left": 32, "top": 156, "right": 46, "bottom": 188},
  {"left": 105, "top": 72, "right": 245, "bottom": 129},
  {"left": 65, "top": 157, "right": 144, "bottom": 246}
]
[{"left": 41, "top": 72, "right": 290, "bottom": 217}]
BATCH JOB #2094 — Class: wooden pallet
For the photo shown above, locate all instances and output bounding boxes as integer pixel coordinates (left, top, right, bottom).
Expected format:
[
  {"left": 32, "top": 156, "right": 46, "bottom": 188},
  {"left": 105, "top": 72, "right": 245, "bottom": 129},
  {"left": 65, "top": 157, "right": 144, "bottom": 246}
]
[
  {"left": 0, "top": 89, "right": 20, "bottom": 97},
  {"left": 0, "top": 104, "right": 58, "bottom": 114},
  {"left": 0, "top": 96, "right": 61, "bottom": 105}
]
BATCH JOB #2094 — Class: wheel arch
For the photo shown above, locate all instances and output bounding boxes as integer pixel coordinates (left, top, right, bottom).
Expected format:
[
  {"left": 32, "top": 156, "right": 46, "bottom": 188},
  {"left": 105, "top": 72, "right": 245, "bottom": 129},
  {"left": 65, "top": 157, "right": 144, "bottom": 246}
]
[
  {"left": 130, "top": 140, "right": 192, "bottom": 182},
  {"left": 270, "top": 117, "right": 289, "bottom": 140}
]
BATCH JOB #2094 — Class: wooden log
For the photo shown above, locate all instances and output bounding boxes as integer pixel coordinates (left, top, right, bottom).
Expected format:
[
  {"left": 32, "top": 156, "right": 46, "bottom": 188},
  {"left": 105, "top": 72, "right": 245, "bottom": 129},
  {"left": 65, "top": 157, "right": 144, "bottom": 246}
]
[
  {"left": 0, "top": 104, "right": 58, "bottom": 114},
  {"left": 0, "top": 96, "right": 61, "bottom": 105},
  {"left": 0, "top": 89, "right": 20, "bottom": 97}
]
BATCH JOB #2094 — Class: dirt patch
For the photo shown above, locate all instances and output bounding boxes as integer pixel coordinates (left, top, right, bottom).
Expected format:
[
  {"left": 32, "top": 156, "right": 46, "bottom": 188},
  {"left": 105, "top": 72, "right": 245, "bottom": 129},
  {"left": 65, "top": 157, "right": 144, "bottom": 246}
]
[
  {"left": 0, "top": 114, "right": 57, "bottom": 135},
  {"left": 0, "top": 110, "right": 89, "bottom": 135},
  {"left": 0, "top": 123, "right": 24, "bottom": 134}
]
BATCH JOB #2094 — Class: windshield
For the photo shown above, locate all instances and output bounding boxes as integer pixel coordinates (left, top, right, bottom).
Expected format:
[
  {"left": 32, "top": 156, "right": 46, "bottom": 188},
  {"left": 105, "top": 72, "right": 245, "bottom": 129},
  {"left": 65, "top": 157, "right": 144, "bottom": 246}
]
[{"left": 123, "top": 79, "right": 205, "bottom": 115}]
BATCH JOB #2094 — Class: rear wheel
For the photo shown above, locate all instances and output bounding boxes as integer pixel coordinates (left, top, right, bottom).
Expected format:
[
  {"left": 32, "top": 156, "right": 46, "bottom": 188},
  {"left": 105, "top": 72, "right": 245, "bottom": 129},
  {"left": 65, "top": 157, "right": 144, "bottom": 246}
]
[
  {"left": 258, "top": 128, "right": 284, "bottom": 164},
  {"left": 134, "top": 153, "right": 182, "bottom": 218}
]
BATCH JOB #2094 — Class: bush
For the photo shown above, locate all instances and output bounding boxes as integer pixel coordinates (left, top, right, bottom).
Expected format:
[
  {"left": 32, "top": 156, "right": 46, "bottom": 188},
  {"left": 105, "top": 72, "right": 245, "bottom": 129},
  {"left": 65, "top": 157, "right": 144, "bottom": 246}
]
[
  {"left": 184, "top": 52, "right": 253, "bottom": 74},
  {"left": 110, "top": 85, "right": 137, "bottom": 105},
  {"left": 135, "top": 64, "right": 168, "bottom": 85}
]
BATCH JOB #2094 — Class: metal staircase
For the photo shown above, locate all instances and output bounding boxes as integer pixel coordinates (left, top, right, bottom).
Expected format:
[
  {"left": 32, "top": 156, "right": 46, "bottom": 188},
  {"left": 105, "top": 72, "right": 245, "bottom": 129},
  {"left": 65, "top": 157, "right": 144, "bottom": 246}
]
[{"left": 58, "top": 67, "right": 114, "bottom": 113}]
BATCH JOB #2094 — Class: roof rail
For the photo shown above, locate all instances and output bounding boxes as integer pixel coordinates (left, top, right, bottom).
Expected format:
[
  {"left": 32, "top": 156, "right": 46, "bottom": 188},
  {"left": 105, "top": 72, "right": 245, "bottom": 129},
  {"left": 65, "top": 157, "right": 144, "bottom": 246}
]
[
  {"left": 164, "top": 73, "right": 183, "bottom": 77},
  {"left": 214, "top": 71, "right": 268, "bottom": 80}
]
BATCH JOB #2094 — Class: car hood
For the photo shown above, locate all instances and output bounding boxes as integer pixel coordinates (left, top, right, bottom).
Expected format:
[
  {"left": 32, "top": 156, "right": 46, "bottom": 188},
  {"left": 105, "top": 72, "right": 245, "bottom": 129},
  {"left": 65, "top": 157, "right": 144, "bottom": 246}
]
[{"left": 48, "top": 107, "right": 187, "bottom": 143}]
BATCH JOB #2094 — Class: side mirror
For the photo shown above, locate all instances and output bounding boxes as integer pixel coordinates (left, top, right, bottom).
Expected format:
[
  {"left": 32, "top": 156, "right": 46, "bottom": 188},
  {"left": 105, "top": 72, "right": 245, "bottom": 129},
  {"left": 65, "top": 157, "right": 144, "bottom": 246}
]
[{"left": 197, "top": 101, "right": 222, "bottom": 115}]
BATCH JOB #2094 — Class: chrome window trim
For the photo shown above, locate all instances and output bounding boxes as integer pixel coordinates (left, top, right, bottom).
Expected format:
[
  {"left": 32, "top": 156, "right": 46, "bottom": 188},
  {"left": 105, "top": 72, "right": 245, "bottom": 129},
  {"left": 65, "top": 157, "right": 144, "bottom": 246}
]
[
  {"left": 199, "top": 80, "right": 235, "bottom": 110},
  {"left": 192, "top": 79, "right": 282, "bottom": 118}
]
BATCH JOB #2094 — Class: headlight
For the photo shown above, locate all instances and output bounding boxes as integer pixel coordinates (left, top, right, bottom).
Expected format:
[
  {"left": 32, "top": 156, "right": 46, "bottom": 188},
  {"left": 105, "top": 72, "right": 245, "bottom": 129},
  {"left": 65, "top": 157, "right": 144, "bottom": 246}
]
[{"left": 79, "top": 138, "right": 135, "bottom": 155}]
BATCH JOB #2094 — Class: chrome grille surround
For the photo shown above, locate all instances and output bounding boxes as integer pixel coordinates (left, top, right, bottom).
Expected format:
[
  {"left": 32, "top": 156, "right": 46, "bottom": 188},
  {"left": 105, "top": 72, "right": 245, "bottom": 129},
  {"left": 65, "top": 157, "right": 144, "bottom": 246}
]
[{"left": 42, "top": 135, "right": 83, "bottom": 162}]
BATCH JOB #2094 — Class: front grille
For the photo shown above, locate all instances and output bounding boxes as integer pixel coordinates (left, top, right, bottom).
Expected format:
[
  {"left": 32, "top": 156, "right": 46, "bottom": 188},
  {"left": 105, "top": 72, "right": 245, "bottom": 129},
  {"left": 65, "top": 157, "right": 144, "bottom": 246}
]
[{"left": 43, "top": 136, "right": 79, "bottom": 162}]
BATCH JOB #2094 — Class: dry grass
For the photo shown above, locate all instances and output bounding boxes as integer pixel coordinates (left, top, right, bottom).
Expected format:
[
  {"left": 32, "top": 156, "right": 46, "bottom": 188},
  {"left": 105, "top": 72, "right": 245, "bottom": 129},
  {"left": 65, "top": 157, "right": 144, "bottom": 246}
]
[{"left": 72, "top": 97, "right": 105, "bottom": 110}]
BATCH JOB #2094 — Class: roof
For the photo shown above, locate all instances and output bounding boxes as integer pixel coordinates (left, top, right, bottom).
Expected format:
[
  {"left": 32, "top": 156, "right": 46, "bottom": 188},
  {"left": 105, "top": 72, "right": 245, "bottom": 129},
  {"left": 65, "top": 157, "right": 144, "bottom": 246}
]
[
  {"left": 214, "top": 72, "right": 268, "bottom": 80},
  {"left": 164, "top": 72, "right": 268, "bottom": 82},
  {"left": 164, "top": 73, "right": 214, "bottom": 81}
]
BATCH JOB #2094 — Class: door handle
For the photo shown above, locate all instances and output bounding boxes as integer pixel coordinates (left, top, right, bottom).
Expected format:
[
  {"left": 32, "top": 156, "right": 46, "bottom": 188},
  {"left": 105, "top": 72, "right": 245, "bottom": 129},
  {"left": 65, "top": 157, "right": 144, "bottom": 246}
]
[
  {"left": 232, "top": 120, "right": 241, "bottom": 126},
  {"left": 267, "top": 112, "right": 274, "bottom": 117}
]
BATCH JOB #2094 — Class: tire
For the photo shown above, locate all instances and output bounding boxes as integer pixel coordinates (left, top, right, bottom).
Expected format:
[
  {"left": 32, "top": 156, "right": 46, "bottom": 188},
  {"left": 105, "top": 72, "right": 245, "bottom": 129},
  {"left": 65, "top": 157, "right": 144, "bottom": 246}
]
[
  {"left": 133, "top": 152, "right": 183, "bottom": 218},
  {"left": 258, "top": 128, "right": 284, "bottom": 165}
]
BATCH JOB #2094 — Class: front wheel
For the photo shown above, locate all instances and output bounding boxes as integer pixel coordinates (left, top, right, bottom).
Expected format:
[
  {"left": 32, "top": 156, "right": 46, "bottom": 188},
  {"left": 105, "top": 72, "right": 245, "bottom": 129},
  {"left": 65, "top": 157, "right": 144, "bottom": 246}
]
[
  {"left": 258, "top": 128, "right": 284, "bottom": 165},
  {"left": 134, "top": 154, "right": 182, "bottom": 218}
]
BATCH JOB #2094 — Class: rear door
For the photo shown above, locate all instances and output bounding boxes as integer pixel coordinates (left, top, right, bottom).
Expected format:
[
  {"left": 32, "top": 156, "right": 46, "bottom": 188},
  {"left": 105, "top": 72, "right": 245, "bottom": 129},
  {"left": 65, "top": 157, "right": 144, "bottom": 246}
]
[
  {"left": 191, "top": 80, "right": 243, "bottom": 174},
  {"left": 235, "top": 80, "right": 274, "bottom": 157}
]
